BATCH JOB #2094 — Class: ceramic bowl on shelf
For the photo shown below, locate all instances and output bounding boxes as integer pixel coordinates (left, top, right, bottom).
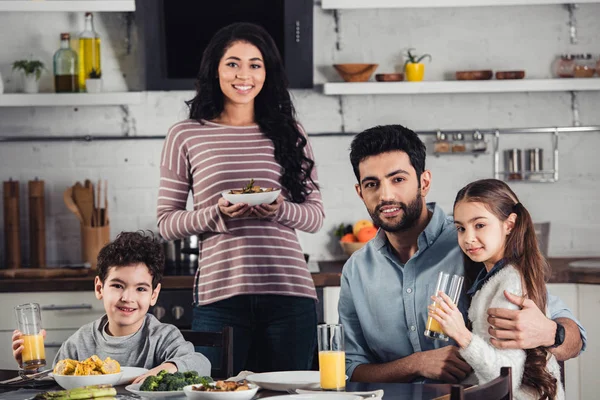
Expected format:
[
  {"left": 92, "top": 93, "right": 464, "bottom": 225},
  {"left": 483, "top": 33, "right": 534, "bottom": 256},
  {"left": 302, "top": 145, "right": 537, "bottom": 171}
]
[
  {"left": 375, "top": 73, "right": 404, "bottom": 82},
  {"left": 333, "top": 64, "right": 378, "bottom": 82},
  {"left": 495, "top": 70, "right": 526, "bottom": 80},
  {"left": 455, "top": 70, "right": 493, "bottom": 80},
  {"left": 339, "top": 241, "right": 366, "bottom": 256}
]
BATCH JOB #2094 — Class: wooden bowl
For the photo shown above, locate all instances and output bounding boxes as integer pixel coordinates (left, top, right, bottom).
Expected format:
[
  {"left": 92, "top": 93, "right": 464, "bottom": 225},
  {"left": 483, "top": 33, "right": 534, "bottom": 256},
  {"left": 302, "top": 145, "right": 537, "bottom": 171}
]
[
  {"left": 339, "top": 241, "right": 366, "bottom": 256},
  {"left": 455, "top": 70, "right": 493, "bottom": 80},
  {"left": 495, "top": 70, "right": 526, "bottom": 80},
  {"left": 375, "top": 73, "right": 404, "bottom": 82},
  {"left": 333, "top": 64, "right": 378, "bottom": 82}
]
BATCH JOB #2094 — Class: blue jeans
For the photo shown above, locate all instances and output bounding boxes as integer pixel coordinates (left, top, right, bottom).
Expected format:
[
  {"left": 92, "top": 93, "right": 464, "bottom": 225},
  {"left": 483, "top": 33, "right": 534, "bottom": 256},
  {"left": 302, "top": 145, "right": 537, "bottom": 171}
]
[{"left": 192, "top": 295, "right": 317, "bottom": 376}]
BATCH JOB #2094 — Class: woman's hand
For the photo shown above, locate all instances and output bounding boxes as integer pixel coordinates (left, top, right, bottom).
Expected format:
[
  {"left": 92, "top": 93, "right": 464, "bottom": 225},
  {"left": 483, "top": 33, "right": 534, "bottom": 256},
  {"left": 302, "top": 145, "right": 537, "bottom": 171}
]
[
  {"left": 132, "top": 362, "right": 177, "bottom": 384},
  {"left": 218, "top": 197, "right": 253, "bottom": 219},
  {"left": 252, "top": 195, "right": 284, "bottom": 219},
  {"left": 429, "top": 291, "right": 472, "bottom": 348},
  {"left": 12, "top": 329, "right": 46, "bottom": 367}
]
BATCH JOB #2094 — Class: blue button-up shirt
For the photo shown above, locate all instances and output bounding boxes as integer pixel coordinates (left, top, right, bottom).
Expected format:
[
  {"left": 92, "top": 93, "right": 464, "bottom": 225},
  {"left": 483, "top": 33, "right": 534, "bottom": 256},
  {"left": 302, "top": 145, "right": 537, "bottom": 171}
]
[{"left": 339, "top": 203, "right": 587, "bottom": 380}]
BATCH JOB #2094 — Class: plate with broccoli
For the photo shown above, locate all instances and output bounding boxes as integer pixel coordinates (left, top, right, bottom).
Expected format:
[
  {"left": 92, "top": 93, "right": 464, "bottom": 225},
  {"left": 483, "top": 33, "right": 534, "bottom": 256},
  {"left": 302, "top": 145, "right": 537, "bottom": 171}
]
[{"left": 126, "top": 370, "right": 212, "bottom": 398}]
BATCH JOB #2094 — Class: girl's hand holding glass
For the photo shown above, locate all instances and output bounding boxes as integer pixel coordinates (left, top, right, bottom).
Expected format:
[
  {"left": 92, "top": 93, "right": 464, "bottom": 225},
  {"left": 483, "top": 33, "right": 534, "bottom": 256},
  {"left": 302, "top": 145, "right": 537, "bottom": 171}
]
[
  {"left": 251, "top": 194, "right": 283, "bottom": 219},
  {"left": 429, "top": 291, "right": 472, "bottom": 349},
  {"left": 12, "top": 329, "right": 47, "bottom": 368}
]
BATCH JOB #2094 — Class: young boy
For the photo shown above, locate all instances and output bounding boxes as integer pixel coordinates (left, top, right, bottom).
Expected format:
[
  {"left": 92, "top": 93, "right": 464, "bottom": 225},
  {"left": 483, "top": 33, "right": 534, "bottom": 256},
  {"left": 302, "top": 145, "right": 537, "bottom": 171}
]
[{"left": 12, "top": 231, "right": 211, "bottom": 382}]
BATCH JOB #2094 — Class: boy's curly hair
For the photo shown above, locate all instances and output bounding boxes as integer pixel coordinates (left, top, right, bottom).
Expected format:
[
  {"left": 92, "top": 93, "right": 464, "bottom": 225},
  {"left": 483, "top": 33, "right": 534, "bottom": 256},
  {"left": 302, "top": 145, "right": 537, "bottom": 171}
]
[{"left": 96, "top": 231, "right": 164, "bottom": 289}]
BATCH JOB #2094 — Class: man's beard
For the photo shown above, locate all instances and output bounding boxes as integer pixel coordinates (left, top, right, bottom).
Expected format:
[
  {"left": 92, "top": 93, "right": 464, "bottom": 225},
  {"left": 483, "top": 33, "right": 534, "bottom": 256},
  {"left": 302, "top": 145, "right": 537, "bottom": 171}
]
[{"left": 368, "top": 189, "right": 423, "bottom": 233}]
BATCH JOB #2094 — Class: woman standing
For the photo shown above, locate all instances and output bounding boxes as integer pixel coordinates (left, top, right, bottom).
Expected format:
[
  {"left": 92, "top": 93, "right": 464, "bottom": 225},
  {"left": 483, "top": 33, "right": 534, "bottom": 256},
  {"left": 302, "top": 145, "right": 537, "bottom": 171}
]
[{"left": 157, "top": 22, "right": 324, "bottom": 375}]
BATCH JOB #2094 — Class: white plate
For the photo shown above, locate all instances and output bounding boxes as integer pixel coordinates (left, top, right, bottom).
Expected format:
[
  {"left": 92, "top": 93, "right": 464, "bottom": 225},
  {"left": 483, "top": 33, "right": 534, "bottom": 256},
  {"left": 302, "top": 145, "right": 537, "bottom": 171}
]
[
  {"left": 117, "top": 366, "right": 149, "bottom": 385},
  {"left": 266, "top": 395, "right": 362, "bottom": 400},
  {"left": 221, "top": 189, "right": 281, "bottom": 206},
  {"left": 50, "top": 371, "right": 123, "bottom": 390},
  {"left": 183, "top": 383, "right": 259, "bottom": 400},
  {"left": 126, "top": 382, "right": 186, "bottom": 398},
  {"left": 246, "top": 370, "right": 321, "bottom": 392}
]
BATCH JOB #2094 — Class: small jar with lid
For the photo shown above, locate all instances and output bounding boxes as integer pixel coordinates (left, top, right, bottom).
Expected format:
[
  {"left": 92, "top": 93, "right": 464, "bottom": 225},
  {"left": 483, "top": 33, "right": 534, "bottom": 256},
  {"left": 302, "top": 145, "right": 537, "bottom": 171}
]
[
  {"left": 574, "top": 53, "right": 596, "bottom": 78},
  {"left": 472, "top": 131, "right": 487, "bottom": 153},
  {"left": 451, "top": 133, "right": 466, "bottom": 153},
  {"left": 554, "top": 54, "right": 575, "bottom": 78},
  {"left": 434, "top": 131, "right": 450, "bottom": 153}
]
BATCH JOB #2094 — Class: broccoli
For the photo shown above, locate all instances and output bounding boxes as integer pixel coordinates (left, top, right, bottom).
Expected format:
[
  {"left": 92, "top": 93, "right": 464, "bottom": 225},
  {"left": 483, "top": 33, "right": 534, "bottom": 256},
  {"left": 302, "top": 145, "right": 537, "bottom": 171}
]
[
  {"left": 167, "top": 377, "right": 188, "bottom": 391},
  {"left": 140, "top": 375, "right": 159, "bottom": 391},
  {"left": 157, "top": 381, "right": 169, "bottom": 392},
  {"left": 172, "top": 371, "right": 185, "bottom": 380},
  {"left": 183, "top": 370, "right": 199, "bottom": 379},
  {"left": 157, "top": 369, "right": 170, "bottom": 378}
]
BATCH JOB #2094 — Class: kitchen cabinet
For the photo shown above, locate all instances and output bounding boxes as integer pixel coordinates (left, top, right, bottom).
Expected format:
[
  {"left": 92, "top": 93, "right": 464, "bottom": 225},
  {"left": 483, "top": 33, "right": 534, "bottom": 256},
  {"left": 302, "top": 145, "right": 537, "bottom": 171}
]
[
  {"left": 0, "top": 1, "right": 134, "bottom": 12},
  {"left": 0, "top": 291, "right": 105, "bottom": 369},
  {"left": 322, "top": 0, "right": 599, "bottom": 9},
  {"left": 323, "top": 79, "right": 600, "bottom": 96},
  {"left": 577, "top": 284, "right": 600, "bottom": 400}
]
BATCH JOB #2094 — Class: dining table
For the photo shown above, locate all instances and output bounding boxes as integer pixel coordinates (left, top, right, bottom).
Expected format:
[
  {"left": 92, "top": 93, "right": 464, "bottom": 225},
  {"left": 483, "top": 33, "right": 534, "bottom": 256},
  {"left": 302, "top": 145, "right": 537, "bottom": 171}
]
[{"left": 0, "top": 369, "right": 455, "bottom": 399}]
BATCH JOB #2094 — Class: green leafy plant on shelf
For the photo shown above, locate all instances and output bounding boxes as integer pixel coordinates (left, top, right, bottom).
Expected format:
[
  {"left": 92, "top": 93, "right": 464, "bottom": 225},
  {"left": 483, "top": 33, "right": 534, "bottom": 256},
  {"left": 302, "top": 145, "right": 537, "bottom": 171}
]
[
  {"left": 12, "top": 59, "right": 46, "bottom": 80},
  {"left": 403, "top": 48, "right": 432, "bottom": 68},
  {"left": 88, "top": 68, "right": 102, "bottom": 79},
  {"left": 403, "top": 48, "right": 432, "bottom": 82}
]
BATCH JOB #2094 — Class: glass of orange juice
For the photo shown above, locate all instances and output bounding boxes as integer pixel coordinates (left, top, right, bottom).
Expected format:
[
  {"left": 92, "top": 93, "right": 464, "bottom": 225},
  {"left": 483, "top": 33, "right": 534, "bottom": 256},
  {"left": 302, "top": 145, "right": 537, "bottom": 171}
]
[
  {"left": 317, "top": 323, "right": 345, "bottom": 391},
  {"left": 424, "top": 272, "right": 464, "bottom": 341},
  {"left": 15, "top": 303, "right": 46, "bottom": 371}
]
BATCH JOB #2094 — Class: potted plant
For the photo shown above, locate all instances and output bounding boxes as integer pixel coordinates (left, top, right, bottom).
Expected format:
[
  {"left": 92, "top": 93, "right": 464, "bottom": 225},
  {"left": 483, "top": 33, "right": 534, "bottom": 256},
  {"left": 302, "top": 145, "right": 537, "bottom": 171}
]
[
  {"left": 85, "top": 68, "right": 103, "bottom": 93},
  {"left": 403, "top": 49, "right": 432, "bottom": 82},
  {"left": 12, "top": 59, "right": 45, "bottom": 93}
]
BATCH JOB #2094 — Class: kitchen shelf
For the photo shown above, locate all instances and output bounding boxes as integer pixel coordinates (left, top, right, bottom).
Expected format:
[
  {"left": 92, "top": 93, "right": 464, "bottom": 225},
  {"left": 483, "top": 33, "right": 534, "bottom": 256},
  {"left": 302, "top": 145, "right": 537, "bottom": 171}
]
[
  {"left": 0, "top": 1, "right": 135, "bottom": 12},
  {"left": 322, "top": 0, "right": 599, "bottom": 9},
  {"left": 323, "top": 78, "right": 600, "bottom": 95},
  {"left": 0, "top": 92, "right": 143, "bottom": 107}
]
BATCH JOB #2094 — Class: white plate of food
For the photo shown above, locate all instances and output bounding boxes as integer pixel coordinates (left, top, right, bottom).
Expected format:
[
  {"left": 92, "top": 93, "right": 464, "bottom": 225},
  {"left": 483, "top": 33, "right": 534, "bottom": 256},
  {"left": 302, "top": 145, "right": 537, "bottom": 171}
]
[
  {"left": 126, "top": 382, "right": 187, "bottom": 398},
  {"left": 183, "top": 381, "right": 259, "bottom": 399},
  {"left": 246, "top": 370, "right": 321, "bottom": 392},
  {"left": 50, "top": 371, "right": 124, "bottom": 390},
  {"left": 221, "top": 179, "right": 280, "bottom": 206}
]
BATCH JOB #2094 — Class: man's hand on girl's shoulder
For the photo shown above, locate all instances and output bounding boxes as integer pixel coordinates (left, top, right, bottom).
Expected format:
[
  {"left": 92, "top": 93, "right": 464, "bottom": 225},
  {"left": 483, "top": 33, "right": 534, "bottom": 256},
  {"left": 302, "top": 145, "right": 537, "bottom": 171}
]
[{"left": 487, "top": 290, "right": 555, "bottom": 349}]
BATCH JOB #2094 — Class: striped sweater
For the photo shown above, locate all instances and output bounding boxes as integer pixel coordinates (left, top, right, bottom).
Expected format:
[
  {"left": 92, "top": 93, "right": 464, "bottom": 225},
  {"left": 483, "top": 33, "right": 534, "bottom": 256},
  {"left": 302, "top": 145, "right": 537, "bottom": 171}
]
[{"left": 157, "top": 119, "right": 324, "bottom": 305}]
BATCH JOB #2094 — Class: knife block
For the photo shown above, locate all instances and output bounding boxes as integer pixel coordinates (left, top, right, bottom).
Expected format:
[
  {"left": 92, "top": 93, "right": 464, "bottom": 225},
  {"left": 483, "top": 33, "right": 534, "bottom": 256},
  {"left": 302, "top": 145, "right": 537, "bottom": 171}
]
[{"left": 81, "top": 224, "right": 110, "bottom": 270}]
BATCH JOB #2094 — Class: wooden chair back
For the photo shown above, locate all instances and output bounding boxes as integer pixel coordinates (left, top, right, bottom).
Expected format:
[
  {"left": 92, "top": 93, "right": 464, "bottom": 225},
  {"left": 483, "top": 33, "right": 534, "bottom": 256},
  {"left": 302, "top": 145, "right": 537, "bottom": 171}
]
[{"left": 180, "top": 327, "right": 233, "bottom": 379}]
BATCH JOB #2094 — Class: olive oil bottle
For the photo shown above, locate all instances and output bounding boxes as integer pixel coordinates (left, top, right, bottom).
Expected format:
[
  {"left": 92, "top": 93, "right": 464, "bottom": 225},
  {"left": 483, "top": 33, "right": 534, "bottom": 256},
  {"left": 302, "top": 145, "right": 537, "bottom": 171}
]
[
  {"left": 53, "top": 33, "right": 78, "bottom": 92},
  {"left": 78, "top": 12, "right": 101, "bottom": 92}
]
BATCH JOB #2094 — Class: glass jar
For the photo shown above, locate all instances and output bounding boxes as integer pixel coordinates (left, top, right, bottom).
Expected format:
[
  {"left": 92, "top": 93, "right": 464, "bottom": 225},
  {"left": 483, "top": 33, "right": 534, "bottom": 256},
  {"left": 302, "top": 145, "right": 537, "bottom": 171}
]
[
  {"left": 53, "top": 33, "right": 79, "bottom": 93},
  {"left": 434, "top": 132, "right": 450, "bottom": 153},
  {"left": 452, "top": 133, "right": 466, "bottom": 153},
  {"left": 574, "top": 53, "right": 596, "bottom": 78},
  {"left": 596, "top": 55, "right": 600, "bottom": 76},
  {"left": 554, "top": 54, "right": 575, "bottom": 78},
  {"left": 472, "top": 131, "right": 487, "bottom": 153}
]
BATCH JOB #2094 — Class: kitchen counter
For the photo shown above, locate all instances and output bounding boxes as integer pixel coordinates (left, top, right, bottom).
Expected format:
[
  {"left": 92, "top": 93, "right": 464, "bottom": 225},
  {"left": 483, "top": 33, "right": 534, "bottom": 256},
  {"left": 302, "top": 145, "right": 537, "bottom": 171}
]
[{"left": 0, "top": 257, "right": 598, "bottom": 293}]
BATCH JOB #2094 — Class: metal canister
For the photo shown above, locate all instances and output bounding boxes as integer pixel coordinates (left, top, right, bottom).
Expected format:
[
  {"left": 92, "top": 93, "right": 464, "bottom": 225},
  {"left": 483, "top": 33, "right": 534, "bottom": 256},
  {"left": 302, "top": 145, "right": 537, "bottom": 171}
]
[
  {"left": 504, "top": 149, "right": 522, "bottom": 180},
  {"left": 525, "top": 148, "right": 543, "bottom": 172}
]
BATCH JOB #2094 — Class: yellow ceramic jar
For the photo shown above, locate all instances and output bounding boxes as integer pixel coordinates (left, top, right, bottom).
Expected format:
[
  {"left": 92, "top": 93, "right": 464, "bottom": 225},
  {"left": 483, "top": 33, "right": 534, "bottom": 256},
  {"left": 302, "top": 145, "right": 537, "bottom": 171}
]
[{"left": 405, "top": 63, "right": 425, "bottom": 81}]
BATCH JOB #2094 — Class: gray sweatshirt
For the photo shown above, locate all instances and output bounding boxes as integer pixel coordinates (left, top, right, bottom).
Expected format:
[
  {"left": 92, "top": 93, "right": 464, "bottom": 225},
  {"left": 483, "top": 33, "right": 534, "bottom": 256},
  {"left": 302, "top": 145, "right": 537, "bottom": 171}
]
[{"left": 53, "top": 313, "right": 211, "bottom": 375}]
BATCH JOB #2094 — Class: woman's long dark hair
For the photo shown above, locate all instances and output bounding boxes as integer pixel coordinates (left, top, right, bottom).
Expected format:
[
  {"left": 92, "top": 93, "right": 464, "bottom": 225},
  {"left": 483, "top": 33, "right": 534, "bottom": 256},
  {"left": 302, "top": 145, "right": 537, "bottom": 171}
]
[
  {"left": 186, "top": 22, "right": 317, "bottom": 203},
  {"left": 454, "top": 179, "right": 557, "bottom": 400}
]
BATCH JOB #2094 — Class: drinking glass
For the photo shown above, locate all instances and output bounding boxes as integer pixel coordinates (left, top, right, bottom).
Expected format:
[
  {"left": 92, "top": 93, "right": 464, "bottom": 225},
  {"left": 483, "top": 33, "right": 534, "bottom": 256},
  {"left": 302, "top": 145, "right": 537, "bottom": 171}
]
[
  {"left": 424, "top": 272, "right": 464, "bottom": 341},
  {"left": 317, "top": 323, "right": 345, "bottom": 391},
  {"left": 15, "top": 303, "right": 46, "bottom": 371}
]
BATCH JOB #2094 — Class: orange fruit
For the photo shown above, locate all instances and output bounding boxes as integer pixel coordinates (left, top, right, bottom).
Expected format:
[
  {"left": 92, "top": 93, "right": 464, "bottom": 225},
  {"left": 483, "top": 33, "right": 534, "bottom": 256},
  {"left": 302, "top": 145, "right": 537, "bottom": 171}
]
[
  {"left": 356, "top": 226, "right": 378, "bottom": 242},
  {"left": 353, "top": 219, "right": 374, "bottom": 236},
  {"left": 340, "top": 233, "right": 358, "bottom": 243}
]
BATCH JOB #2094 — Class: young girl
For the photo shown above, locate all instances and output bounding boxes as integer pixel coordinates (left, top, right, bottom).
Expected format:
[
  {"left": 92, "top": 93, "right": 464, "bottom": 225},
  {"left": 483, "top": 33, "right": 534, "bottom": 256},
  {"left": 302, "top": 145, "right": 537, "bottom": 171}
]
[
  {"left": 156, "top": 22, "right": 324, "bottom": 374},
  {"left": 429, "top": 179, "right": 564, "bottom": 400}
]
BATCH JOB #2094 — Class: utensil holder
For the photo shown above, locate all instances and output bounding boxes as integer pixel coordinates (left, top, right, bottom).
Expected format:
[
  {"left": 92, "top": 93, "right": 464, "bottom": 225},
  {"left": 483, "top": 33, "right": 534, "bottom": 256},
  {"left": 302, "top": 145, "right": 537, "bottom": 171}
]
[{"left": 81, "top": 224, "right": 110, "bottom": 270}]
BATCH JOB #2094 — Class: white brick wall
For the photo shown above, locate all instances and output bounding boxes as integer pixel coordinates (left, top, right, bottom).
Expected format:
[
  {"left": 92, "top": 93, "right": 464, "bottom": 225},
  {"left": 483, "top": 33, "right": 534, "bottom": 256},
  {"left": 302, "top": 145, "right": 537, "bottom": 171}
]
[{"left": 0, "top": 4, "right": 599, "bottom": 265}]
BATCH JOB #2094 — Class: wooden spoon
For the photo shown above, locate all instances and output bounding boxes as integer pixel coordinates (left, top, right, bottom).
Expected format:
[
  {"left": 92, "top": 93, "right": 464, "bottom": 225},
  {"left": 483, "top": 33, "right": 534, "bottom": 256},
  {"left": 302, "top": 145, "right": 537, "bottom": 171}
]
[
  {"left": 63, "top": 187, "right": 84, "bottom": 224},
  {"left": 73, "top": 181, "right": 94, "bottom": 226}
]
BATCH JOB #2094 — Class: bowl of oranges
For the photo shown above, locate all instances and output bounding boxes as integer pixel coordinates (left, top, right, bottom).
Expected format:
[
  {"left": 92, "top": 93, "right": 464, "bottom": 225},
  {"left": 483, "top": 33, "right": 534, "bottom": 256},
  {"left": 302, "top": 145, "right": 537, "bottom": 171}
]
[{"left": 336, "top": 219, "right": 378, "bottom": 256}]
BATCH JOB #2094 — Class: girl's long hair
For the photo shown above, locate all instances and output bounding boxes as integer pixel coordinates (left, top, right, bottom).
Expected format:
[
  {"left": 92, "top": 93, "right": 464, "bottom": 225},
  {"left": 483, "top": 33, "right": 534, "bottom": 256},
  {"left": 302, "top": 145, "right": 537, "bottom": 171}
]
[
  {"left": 454, "top": 179, "right": 557, "bottom": 400},
  {"left": 185, "top": 22, "right": 317, "bottom": 203}
]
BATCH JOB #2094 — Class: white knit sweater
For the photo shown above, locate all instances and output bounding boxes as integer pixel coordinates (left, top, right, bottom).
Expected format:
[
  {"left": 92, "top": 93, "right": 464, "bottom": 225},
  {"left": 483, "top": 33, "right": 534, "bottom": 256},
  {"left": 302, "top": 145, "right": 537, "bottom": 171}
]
[{"left": 459, "top": 265, "right": 565, "bottom": 400}]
